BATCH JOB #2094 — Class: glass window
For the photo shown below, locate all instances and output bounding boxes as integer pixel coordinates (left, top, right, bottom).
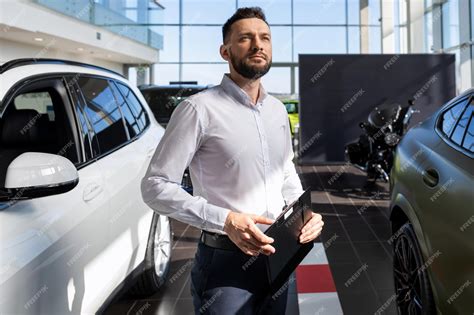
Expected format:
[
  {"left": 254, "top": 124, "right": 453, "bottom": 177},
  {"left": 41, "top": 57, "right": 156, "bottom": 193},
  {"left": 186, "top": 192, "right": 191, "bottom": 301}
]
[
  {"left": 440, "top": 100, "right": 468, "bottom": 136},
  {"left": 181, "top": 64, "right": 229, "bottom": 85},
  {"left": 394, "top": 0, "right": 408, "bottom": 53},
  {"left": 348, "top": 26, "right": 360, "bottom": 53},
  {"left": 369, "top": 0, "right": 381, "bottom": 25},
  {"left": 471, "top": 0, "right": 474, "bottom": 40},
  {"left": 116, "top": 83, "right": 149, "bottom": 132},
  {"left": 183, "top": 0, "right": 236, "bottom": 24},
  {"left": 442, "top": 0, "right": 459, "bottom": 48},
  {"left": 160, "top": 26, "right": 180, "bottom": 62},
  {"left": 261, "top": 67, "right": 291, "bottom": 94},
  {"left": 153, "top": 64, "right": 180, "bottom": 85},
  {"left": 75, "top": 104, "right": 94, "bottom": 161},
  {"left": 14, "top": 92, "right": 53, "bottom": 118},
  {"left": 293, "top": 27, "right": 346, "bottom": 59},
  {"left": 238, "top": 0, "right": 291, "bottom": 24},
  {"left": 424, "top": 10, "right": 433, "bottom": 53},
  {"left": 369, "top": 26, "right": 381, "bottom": 53},
  {"left": 293, "top": 0, "right": 346, "bottom": 25},
  {"left": 451, "top": 104, "right": 473, "bottom": 146},
  {"left": 462, "top": 110, "right": 474, "bottom": 153},
  {"left": 348, "top": 0, "right": 360, "bottom": 25},
  {"left": 69, "top": 83, "right": 95, "bottom": 161},
  {"left": 182, "top": 26, "right": 223, "bottom": 62},
  {"left": 269, "top": 26, "right": 292, "bottom": 62},
  {"left": 159, "top": 0, "right": 180, "bottom": 24},
  {"left": 110, "top": 82, "right": 140, "bottom": 138},
  {"left": 78, "top": 77, "right": 128, "bottom": 154},
  {"left": 295, "top": 66, "right": 299, "bottom": 94}
]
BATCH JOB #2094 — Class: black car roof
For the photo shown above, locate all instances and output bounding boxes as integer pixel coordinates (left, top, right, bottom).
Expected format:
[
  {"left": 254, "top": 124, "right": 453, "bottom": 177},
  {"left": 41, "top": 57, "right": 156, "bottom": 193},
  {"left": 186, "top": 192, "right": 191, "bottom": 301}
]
[{"left": 0, "top": 58, "right": 124, "bottom": 77}]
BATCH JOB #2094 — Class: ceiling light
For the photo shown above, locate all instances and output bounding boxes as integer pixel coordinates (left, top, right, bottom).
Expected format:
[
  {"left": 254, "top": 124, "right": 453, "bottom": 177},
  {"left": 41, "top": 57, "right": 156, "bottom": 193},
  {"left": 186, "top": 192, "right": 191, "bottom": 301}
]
[{"left": 34, "top": 37, "right": 44, "bottom": 42}]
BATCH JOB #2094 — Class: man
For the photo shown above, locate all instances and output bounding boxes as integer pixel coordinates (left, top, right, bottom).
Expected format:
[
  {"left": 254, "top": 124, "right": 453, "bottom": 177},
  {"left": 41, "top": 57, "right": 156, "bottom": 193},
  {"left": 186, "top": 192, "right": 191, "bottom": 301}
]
[{"left": 141, "top": 7, "right": 324, "bottom": 314}]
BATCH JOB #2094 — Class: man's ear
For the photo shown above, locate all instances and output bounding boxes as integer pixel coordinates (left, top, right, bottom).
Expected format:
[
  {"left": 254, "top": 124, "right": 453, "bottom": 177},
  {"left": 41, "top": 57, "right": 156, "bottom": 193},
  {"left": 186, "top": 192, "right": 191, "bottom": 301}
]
[{"left": 220, "top": 44, "right": 230, "bottom": 61}]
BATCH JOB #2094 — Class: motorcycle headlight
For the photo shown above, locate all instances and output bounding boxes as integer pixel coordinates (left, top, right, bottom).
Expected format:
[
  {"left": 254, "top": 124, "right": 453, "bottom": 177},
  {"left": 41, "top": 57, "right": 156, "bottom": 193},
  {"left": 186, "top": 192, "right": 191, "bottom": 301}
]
[{"left": 384, "top": 133, "right": 400, "bottom": 146}]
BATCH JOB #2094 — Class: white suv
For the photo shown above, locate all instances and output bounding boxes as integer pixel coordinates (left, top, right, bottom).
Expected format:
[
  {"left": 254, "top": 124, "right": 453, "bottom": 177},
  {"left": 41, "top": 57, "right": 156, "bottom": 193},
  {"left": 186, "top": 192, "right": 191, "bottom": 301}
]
[{"left": 0, "top": 59, "right": 172, "bottom": 314}]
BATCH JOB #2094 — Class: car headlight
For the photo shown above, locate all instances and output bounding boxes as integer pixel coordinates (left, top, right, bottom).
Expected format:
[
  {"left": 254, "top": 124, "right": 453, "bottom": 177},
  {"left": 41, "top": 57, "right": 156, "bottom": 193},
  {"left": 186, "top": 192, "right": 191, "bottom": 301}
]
[{"left": 384, "top": 133, "right": 400, "bottom": 146}]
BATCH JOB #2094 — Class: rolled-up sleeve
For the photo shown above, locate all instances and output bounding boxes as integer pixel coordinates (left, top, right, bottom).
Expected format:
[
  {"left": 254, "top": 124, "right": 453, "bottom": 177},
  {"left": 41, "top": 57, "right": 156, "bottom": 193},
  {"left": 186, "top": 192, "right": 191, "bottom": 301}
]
[{"left": 141, "top": 100, "right": 230, "bottom": 231}]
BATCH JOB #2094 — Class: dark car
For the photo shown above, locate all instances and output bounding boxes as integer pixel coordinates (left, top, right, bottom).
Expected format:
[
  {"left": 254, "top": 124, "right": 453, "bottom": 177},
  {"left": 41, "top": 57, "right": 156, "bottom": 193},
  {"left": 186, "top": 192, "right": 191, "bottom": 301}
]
[
  {"left": 389, "top": 88, "right": 473, "bottom": 314},
  {"left": 139, "top": 83, "right": 208, "bottom": 193},
  {"left": 139, "top": 83, "right": 207, "bottom": 127}
]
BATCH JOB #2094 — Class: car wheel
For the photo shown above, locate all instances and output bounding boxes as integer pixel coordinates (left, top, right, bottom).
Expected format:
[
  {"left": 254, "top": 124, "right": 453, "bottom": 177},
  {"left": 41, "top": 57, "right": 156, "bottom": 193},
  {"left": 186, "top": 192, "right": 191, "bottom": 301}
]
[
  {"left": 130, "top": 213, "right": 172, "bottom": 296},
  {"left": 393, "top": 222, "right": 435, "bottom": 315}
]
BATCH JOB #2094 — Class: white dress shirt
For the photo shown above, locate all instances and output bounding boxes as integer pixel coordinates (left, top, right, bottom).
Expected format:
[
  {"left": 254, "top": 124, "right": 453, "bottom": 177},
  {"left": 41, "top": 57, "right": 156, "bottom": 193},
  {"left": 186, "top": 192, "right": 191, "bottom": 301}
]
[{"left": 141, "top": 74, "right": 303, "bottom": 234}]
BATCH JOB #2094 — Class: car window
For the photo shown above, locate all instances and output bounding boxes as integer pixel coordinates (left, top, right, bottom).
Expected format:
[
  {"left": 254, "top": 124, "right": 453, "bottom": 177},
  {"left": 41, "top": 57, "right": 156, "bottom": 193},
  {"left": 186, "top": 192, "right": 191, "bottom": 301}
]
[
  {"left": 0, "top": 78, "right": 79, "bottom": 186},
  {"left": 77, "top": 77, "right": 128, "bottom": 155},
  {"left": 13, "top": 91, "right": 55, "bottom": 121},
  {"left": 461, "top": 105, "right": 474, "bottom": 153},
  {"left": 441, "top": 99, "right": 468, "bottom": 136},
  {"left": 116, "top": 83, "right": 149, "bottom": 131},
  {"left": 451, "top": 103, "right": 473, "bottom": 146},
  {"left": 141, "top": 88, "right": 201, "bottom": 123},
  {"left": 285, "top": 103, "right": 296, "bottom": 114},
  {"left": 110, "top": 82, "right": 140, "bottom": 138},
  {"left": 66, "top": 79, "right": 95, "bottom": 161}
]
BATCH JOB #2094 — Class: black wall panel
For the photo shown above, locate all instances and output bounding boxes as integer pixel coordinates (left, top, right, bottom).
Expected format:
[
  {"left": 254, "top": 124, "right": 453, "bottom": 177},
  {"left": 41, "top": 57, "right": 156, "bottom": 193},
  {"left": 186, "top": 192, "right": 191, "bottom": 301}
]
[{"left": 298, "top": 54, "right": 456, "bottom": 164}]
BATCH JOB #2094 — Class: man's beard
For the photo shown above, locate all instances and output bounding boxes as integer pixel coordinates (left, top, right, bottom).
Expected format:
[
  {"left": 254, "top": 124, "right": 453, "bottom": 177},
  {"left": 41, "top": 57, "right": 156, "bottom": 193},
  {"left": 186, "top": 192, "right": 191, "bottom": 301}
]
[{"left": 230, "top": 52, "right": 272, "bottom": 80}]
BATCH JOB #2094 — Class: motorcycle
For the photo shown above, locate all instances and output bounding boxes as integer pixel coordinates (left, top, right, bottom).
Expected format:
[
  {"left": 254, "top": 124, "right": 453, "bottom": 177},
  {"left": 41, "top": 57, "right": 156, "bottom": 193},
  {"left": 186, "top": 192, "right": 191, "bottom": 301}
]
[{"left": 345, "top": 100, "right": 419, "bottom": 182}]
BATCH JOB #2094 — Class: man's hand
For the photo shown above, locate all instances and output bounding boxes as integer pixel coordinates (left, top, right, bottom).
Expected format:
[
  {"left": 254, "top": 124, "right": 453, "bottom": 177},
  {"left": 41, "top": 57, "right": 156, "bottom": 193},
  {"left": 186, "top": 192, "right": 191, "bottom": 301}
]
[
  {"left": 299, "top": 212, "right": 324, "bottom": 243},
  {"left": 224, "top": 211, "right": 275, "bottom": 256}
]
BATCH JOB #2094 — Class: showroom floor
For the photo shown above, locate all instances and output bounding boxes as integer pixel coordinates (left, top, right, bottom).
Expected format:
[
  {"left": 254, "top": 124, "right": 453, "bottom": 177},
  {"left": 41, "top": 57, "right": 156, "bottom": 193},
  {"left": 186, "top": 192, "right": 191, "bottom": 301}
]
[{"left": 104, "top": 165, "right": 397, "bottom": 315}]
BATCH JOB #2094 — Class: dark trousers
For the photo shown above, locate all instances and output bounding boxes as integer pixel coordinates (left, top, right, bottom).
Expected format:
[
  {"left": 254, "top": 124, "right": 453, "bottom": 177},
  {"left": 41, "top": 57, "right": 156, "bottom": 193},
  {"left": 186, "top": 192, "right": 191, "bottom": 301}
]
[{"left": 190, "top": 241, "right": 288, "bottom": 315}]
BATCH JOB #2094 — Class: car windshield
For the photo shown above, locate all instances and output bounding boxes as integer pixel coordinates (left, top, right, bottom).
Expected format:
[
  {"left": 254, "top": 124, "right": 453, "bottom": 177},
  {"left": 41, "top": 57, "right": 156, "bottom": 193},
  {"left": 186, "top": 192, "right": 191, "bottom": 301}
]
[
  {"left": 142, "top": 88, "right": 203, "bottom": 122},
  {"left": 284, "top": 101, "right": 298, "bottom": 114}
]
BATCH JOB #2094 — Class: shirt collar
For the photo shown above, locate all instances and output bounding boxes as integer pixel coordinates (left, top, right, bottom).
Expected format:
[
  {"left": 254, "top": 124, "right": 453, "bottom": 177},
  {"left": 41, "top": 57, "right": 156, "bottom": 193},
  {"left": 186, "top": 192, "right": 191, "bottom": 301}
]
[{"left": 220, "top": 74, "right": 268, "bottom": 108}]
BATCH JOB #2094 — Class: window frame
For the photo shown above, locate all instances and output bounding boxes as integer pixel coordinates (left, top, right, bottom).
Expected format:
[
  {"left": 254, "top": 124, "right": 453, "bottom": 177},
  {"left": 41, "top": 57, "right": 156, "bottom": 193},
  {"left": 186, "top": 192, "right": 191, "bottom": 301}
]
[
  {"left": 435, "top": 94, "right": 474, "bottom": 158},
  {"left": 75, "top": 75, "right": 131, "bottom": 157},
  {"left": 72, "top": 74, "right": 151, "bottom": 167},
  {"left": 112, "top": 80, "right": 151, "bottom": 134},
  {"left": 0, "top": 73, "right": 82, "bottom": 164}
]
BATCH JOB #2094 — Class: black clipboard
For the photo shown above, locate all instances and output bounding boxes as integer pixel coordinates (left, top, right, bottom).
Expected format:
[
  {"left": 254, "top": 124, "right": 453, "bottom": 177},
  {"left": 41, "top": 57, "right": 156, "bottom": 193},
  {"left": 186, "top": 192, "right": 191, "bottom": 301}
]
[{"left": 264, "top": 189, "right": 313, "bottom": 294}]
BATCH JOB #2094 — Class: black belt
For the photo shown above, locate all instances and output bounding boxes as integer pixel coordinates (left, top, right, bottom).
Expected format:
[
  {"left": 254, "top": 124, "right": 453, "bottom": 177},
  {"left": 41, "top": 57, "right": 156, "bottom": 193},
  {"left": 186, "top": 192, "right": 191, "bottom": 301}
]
[{"left": 200, "top": 230, "right": 240, "bottom": 251}]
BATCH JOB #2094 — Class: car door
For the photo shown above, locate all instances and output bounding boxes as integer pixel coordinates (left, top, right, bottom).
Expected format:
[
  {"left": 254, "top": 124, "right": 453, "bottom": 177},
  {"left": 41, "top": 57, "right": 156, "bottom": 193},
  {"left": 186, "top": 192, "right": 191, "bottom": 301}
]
[
  {"left": 0, "top": 75, "right": 109, "bottom": 314},
  {"left": 75, "top": 76, "right": 157, "bottom": 292},
  {"left": 414, "top": 97, "right": 474, "bottom": 314}
]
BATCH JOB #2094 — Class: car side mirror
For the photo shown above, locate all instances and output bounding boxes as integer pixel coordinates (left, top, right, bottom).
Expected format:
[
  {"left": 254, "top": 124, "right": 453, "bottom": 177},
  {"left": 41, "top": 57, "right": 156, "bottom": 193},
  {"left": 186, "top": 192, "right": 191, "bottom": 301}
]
[{"left": 4, "top": 152, "right": 79, "bottom": 200}]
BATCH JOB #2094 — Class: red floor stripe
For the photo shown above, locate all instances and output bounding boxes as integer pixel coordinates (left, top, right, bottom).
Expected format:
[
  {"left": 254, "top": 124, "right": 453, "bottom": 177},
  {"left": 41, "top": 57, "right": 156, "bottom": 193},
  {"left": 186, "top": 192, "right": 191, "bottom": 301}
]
[{"left": 296, "top": 264, "right": 337, "bottom": 293}]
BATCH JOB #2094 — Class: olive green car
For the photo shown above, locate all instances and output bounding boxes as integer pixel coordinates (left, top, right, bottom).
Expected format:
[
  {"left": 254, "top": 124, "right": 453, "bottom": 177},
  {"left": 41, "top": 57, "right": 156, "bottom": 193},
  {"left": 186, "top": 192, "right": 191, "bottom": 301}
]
[
  {"left": 283, "top": 99, "right": 299, "bottom": 136},
  {"left": 389, "top": 88, "right": 473, "bottom": 314}
]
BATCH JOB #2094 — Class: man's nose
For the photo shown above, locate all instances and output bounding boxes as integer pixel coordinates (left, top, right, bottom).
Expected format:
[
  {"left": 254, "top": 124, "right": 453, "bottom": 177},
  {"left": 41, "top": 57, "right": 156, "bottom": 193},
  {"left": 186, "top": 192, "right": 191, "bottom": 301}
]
[{"left": 251, "top": 37, "right": 263, "bottom": 51}]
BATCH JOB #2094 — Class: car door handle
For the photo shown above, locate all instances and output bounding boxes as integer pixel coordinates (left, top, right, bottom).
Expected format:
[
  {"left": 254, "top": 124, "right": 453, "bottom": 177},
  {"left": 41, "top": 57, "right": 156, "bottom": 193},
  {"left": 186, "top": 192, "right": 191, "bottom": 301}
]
[
  {"left": 422, "top": 168, "right": 439, "bottom": 188},
  {"left": 83, "top": 183, "right": 103, "bottom": 201}
]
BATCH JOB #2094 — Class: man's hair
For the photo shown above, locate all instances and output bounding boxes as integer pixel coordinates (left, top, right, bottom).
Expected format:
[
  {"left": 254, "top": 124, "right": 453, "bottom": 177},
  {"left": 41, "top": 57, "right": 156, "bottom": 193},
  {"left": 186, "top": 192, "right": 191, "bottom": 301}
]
[{"left": 222, "top": 7, "right": 268, "bottom": 43}]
